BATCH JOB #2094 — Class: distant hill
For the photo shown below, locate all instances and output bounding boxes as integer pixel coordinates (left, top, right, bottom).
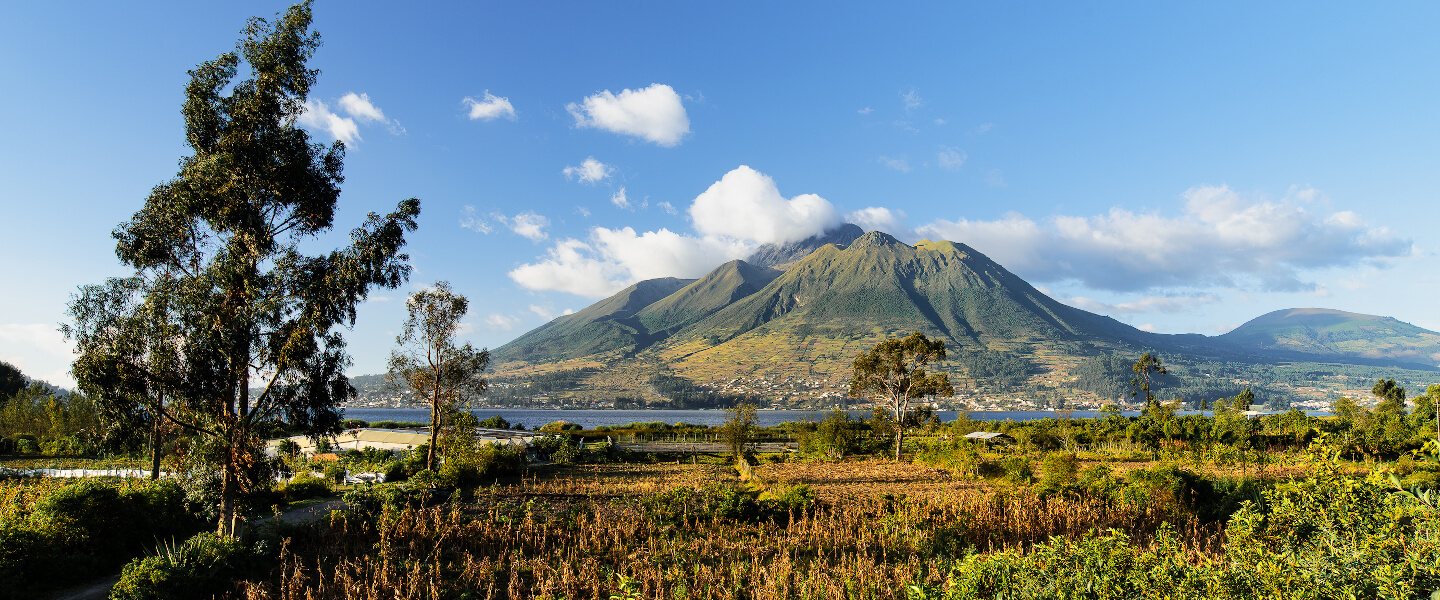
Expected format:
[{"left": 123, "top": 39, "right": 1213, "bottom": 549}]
[
  {"left": 494, "top": 277, "right": 694, "bottom": 364},
  {"left": 1220, "top": 308, "right": 1440, "bottom": 368}
]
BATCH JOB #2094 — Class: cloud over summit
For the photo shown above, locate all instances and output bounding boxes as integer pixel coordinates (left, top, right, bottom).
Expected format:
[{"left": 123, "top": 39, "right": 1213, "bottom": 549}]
[{"left": 510, "top": 166, "right": 840, "bottom": 297}]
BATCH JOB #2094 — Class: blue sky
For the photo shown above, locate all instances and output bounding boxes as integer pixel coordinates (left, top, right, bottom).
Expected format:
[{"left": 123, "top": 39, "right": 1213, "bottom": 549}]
[{"left": 3, "top": 2, "right": 1438, "bottom": 386}]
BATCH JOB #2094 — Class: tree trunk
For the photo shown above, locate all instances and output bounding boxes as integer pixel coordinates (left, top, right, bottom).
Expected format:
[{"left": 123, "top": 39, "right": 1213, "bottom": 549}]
[
  {"left": 217, "top": 439, "right": 235, "bottom": 537},
  {"left": 428, "top": 393, "right": 439, "bottom": 471},
  {"left": 894, "top": 426, "right": 904, "bottom": 461},
  {"left": 148, "top": 416, "right": 162, "bottom": 480}
]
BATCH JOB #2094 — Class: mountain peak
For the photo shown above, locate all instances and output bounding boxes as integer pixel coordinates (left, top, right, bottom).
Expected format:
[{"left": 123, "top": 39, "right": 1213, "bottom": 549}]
[
  {"left": 849, "top": 230, "right": 904, "bottom": 249},
  {"left": 746, "top": 223, "right": 865, "bottom": 269}
]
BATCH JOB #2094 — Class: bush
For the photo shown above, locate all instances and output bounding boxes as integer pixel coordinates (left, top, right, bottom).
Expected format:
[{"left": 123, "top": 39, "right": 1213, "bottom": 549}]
[
  {"left": 476, "top": 415, "right": 511, "bottom": 429},
  {"left": 440, "top": 444, "right": 527, "bottom": 490},
  {"left": 383, "top": 461, "right": 409, "bottom": 483},
  {"left": 322, "top": 463, "right": 346, "bottom": 484},
  {"left": 111, "top": 532, "right": 271, "bottom": 600},
  {"left": 540, "top": 420, "right": 582, "bottom": 432},
  {"left": 281, "top": 473, "right": 331, "bottom": 502}
]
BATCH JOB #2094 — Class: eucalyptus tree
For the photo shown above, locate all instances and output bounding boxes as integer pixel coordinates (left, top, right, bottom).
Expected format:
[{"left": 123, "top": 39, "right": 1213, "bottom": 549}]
[
  {"left": 387, "top": 282, "right": 490, "bottom": 471},
  {"left": 1130, "top": 353, "right": 1167, "bottom": 412},
  {"left": 849, "top": 331, "right": 953, "bottom": 461},
  {"left": 64, "top": 1, "right": 419, "bottom": 537}
]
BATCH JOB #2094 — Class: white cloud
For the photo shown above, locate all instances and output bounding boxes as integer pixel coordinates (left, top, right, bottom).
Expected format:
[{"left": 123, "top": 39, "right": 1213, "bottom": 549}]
[
  {"left": 657, "top": 201, "right": 678, "bottom": 215},
  {"left": 858, "top": 107, "right": 874, "bottom": 115},
  {"left": 937, "top": 146, "right": 967, "bottom": 171},
  {"left": 878, "top": 156, "right": 911, "bottom": 173},
  {"left": 934, "top": 118, "right": 947, "bottom": 125},
  {"left": 611, "top": 188, "right": 631, "bottom": 209},
  {"left": 915, "top": 185, "right": 1414, "bottom": 292},
  {"left": 528, "top": 304, "right": 574, "bottom": 321},
  {"left": 338, "top": 92, "right": 386, "bottom": 123},
  {"left": 511, "top": 166, "right": 842, "bottom": 297},
  {"left": 847, "top": 207, "right": 908, "bottom": 236},
  {"left": 576, "top": 206, "right": 592, "bottom": 218},
  {"left": 688, "top": 166, "right": 842, "bottom": 245},
  {"left": 460, "top": 206, "right": 492, "bottom": 234},
  {"left": 509, "top": 239, "right": 628, "bottom": 298},
  {"left": 566, "top": 83, "right": 689, "bottom": 146},
  {"left": 985, "top": 169, "right": 1006, "bottom": 187},
  {"left": 1067, "top": 294, "right": 1220, "bottom": 314},
  {"left": 1137, "top": 323, "right": 1158, "bottom": 333},
  {"left": 298, "top": 99, "right": 360, "bottom": 144},
  {"left": 563, "top": 157, "right": 612, "bottom": 184},
  {"left": 497, "top": 211, "right": 549, "bottom": 242},
  {"left": 464, "top": 91, "right": 517, "bottom": 121},
  {"left": 482, "top": 313, "right": 522, "bottom": 332},
  {"left": 508, "top": 231, "right": 752, "bottom": 298},
  {"left": 300, "top": 92, "right": 403, "bottom": 141},
  {"left": 901, "top": 88, "right": 923, "bottom": 111},
  {"left": 512, "top": 213, "right": 549, "bottom": 242},
  {"left": 975, "top": 123, "right": 995, "bottom": 134},
  {"left": 0, "top": 323, "right": 75, "bottom": 388}
]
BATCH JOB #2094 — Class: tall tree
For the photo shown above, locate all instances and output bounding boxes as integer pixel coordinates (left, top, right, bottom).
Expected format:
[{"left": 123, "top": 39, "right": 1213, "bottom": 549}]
[
  {"left": 1372, "top": 378, "right": 1407, "bottom": 416},
  {"left": 720, "top": 400, "right": 758, "bottom": 462},
  {"left": 387, "top": 282, "right": 490, "bottom": 471},
  {"left": 1130, "top": 353, "right": 1167, "bottom": 411},
  {"left": 64, "top": 1, "right": 419, "bottom": 537},
  {"left": 1231, "top": 387, "right": 1256, "bottom": 412},
  {"left": 0, "top": 361, "right": 25, "bottom": 407},
  {"left": 849, "top": 331, "right": 953, "bottom": 461}
]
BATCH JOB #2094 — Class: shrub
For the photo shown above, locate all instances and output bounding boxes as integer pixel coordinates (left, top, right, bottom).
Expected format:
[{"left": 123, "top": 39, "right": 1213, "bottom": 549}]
[
  {"left": 281, "top": 473, "right": 331, "bottom": 502},
  {"left": 322, "top": 463, "right": 346, "bottom": 484},
  {"left": 383, "top": 461, "right": 409, "bottom": 483},
  {"left": 476, "top": 415, "right": 511, "bottom": 429},
  {"left": 111, "top": 532, "right": 271, "bottom": 600},
  {"left": 540, "top": 420, "right": 582, "bottom": 432}
]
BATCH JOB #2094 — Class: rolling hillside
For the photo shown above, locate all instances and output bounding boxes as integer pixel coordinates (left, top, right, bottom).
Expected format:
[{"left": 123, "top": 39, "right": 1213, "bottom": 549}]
[
  {"left": 477, "top": 230, "right": 1439, "bottom": 407},
  {"left": 1220, "top": 308, "right": 1440, "bottom": 368}
]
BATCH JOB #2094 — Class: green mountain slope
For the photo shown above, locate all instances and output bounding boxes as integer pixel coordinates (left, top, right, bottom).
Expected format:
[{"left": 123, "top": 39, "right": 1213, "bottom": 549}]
[
  {"left": 494, "top": 277, "right": 693, "bottom": 364},
  {"left": 1220, "top": 308, "right": 1440, "bottom": 367},
  {"left": 673, "top": 232, "right": 1148, "bottom": 349},
  {"left": 636, "top": 260, "right": 781, "bottom": 337}
]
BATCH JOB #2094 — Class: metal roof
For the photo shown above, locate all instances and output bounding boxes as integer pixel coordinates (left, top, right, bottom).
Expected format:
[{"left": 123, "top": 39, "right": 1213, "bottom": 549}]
[{"left": 962, "top": 432, "right": 1011, "bottom": 440}]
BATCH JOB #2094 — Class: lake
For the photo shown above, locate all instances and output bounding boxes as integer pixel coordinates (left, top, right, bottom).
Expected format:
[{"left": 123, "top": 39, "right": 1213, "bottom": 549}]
[{"left": 342, "top": 407, "right": 1159, "bottom": 429}]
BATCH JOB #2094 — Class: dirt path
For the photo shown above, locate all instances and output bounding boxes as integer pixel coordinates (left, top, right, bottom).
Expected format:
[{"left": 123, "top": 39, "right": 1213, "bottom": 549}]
[{"left": 42, "top": 575, "right": 119, "bottom": 600}]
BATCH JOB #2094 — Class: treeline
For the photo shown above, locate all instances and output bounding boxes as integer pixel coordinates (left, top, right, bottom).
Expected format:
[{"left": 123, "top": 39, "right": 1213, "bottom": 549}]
[
  {"left": 648, "top": 373, "right": 759, "bottom": 409},
  {"left": 1070, "top": 353, "right": 1285, "bottom": 408},
  {"left": 0, "top": 362, "right": 103, "bottom": 455},
  {"left": 956, "top": 349, "right": 1031, "bottom": 390},
  {"left": 482, "top": 368, "right": 600, "bottom": 404}
]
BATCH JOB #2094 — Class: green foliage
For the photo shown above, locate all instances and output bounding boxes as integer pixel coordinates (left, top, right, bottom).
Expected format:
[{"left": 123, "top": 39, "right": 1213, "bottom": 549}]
[
  {"left": 851, "top": 331, "right": 954, "bottom": 460},
  {"left": 0, "top": 479, "right": 205, "bottom": 597},
  {"left": 0, "top": 385, "right": 101, "bottom": 454},
  {"left": 0, "top": 362, "right": 24, "bottom": 405},
  {"left": 387, "top": 281, "right": 490, "bottom": 471},
  {"left": 957, "top": 349, "right": 1031, "bottom": 390},
  {"left": 111, "top": 531, "right": 272, "bottom": 600},
  {"left": 720, "top": 401, "right": 758, "bottom": 461},
  {"left": 806, "top": 409, "right": 863, "bottom": 459},
  {"left": 66, "top": 0, "right": 419, "bottom": 537},
  {"left": 279, "top": 473, "right": 330, "bottom": 502},
  {"left": 539, "top": 420, "right": 582, "bottom": 432}
]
